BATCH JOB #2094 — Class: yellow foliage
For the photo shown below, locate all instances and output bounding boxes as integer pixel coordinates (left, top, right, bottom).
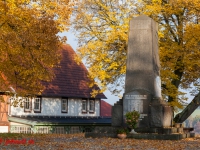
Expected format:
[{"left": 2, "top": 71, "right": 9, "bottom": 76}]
[
  {"left": 137, "top": 0, "right": 200, "bottom": 108},
  {"left": 0, "top": 0, "right": 73, "bottom": 95},
  {"left": 73, "top": 0, "right": 200, "bottom": 109},
  {"left": 72, "top": 0, "right": 136, "bottom": 95}
]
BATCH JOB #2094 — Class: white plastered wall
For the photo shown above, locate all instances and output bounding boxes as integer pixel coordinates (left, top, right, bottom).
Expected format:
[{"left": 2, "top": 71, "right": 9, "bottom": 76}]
[{"left": 10, "top": 97, "right": 100, "bottom": 116}]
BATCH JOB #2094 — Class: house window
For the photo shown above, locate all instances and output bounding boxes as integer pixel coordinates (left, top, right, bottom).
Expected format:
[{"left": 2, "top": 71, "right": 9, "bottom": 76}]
[
  {"left": 61, "top": 99, "right": 68, "bottom": 113},
  {"left": 89, "top": 100, "right": 95, "bottom": 113},
  {"left": 55, "top": 127, "right": 65, "bottom": 134},
  {"left": 82, "top": 99, "right": 95, "bottom": 114},
  {"left": 11, "top": 126, "right": 31, "bottom": 133},
  {"left": 37, "top": 127, "right": 49, "bottom": 134},
  {"left": 34, "top": 97, "right": 41, "bottom": 113},
  {"left": 82, "top": 100, "right": 87, "bottom": 113},
  {"left": 69, "top": 126, "right": 80, "bottom": 134},
  {"left": 24, "top": 98, "right": 31, "bottom": 112}
]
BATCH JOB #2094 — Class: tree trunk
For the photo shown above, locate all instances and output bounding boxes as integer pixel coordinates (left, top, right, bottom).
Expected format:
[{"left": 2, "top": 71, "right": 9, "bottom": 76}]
[{"left": 174, "top": 92, "right": 200, "bottom": 123}]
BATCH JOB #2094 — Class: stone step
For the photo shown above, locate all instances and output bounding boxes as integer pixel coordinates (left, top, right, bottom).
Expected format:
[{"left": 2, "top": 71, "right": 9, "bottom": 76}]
[
  {"left": 85, "top": 132, "right": 117, "bottom": 138},
  {"left": 85, "top": 132, "right": 193, "bottom": 140},
  {"left": 183, "top": 128, "right": 194, "bottom": 133},
  {"left": 114, "top": 99, "right": 123, "bottom": 106},
  {"left": 127, "top": 133, "right": 191, "bottom": 140},
  {"left": 174, "top": 123, "right": 183, "bottom": 128},
  {"left": 163, "top": 127, "right": 183, "bottom": 134},
  {"left": 135, "top": 127, "right": 184, "bottom": 134}
]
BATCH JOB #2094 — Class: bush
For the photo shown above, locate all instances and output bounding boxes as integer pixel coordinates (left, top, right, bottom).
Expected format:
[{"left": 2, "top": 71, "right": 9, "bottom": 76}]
[
  {"left": 117, "top": 127, "right": 129, "bottom": 134},
  {"left": 125, "top": 110, "right": 140, "bottom": 129}
]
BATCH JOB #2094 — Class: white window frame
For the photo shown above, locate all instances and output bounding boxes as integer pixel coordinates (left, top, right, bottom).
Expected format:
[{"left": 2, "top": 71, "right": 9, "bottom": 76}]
[
  {"left": 82, "top": 100, "right": 87, "bottom": 113},
  {"left": 55, "top": 127, "right": 65, "bottom": 134},
  {"left": 82, "top": 99, "right": 95, "bottom": 114},
  {"left": 24, "top": 97, "right": 31, "bottom": 112},
  {"left": 70, "top": 126, "right": 80, "bottom": 134},
  {"left": 11, "top": 126, "right": 31, "bottom": 133},
  {"left": 37, "top": 127, "right": 49, "bottom": 134},
  {"left": 61, "top": 99, "right": 68, "bottom": 113},
  {"left": 34, "top": 97, "right": 41, "bottom": 112},
  {"left": 89, "top": 100, "right": 95, "bottom": 113}
]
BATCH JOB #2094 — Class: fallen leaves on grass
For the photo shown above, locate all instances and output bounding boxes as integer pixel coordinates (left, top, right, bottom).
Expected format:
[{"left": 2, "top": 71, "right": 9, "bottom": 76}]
[{"left": 1, "top": 133, "right": 200, "bottom": 150}]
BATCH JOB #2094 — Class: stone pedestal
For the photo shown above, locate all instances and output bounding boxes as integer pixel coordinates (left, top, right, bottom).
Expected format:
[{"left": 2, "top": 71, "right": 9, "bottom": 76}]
[
  {"left": 111, "top": 99, "right": 123, "bottom": 127},
  {"left": 85, "top": 124, "right": 194, "bottom": 140},
  {"left": 123, "top": 90, "right": 151, "bottom": 128},
  {"left": 150, "top": 98, "right": 173, "bottom": 127}
]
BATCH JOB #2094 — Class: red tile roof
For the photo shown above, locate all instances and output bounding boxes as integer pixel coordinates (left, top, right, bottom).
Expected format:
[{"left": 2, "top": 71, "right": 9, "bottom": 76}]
[
  {"left": 42, "top": 45, "right": 106, "bottom": 99},
  {"left": 100, "top": 100, "right": 112, "bottom": 117}
]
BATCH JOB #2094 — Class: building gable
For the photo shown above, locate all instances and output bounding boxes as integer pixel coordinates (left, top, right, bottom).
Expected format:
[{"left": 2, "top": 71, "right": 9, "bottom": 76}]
[{"left": 42, "top": 45, "right": 106, "bottom": 99}]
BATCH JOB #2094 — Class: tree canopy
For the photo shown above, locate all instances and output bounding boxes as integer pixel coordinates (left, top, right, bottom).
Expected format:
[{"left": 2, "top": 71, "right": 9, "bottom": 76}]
[
  {"left": 73, "top": 0, "right": 136, "bottom": 97},
  {"left": 0, "top": 0, "right": 73, "bottom": 95},
  {"left": 72, "top": 0, "right": 200, "bottom": 109}
]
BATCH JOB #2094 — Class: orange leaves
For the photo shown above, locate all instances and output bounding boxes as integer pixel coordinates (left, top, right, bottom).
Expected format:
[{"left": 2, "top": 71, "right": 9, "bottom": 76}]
[
  {"left": 1, "top": 133, "right": 200, "bottom": 149},
  {"left": 0, "top": 0, "right": 73, "bottom": 95}
]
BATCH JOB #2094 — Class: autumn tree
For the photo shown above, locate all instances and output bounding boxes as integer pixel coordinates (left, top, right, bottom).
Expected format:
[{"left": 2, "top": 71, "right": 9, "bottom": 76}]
[
  {"left": 137, "top": 0, "right": 200, "bottom": 108},
  {"left": 73, "top": 0, "right": 136, "bottom": 96},
  {"left": 0, "top": 0, "right": 73, "bottom": 95},
  {"left": 72, "top": 0, "right": 200, "bottom": 110}
]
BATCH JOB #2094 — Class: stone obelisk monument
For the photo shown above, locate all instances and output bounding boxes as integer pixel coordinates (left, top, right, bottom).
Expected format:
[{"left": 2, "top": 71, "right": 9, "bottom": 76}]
[
  {"left": 124, "top": 15, "right": 160, "bottom": 95},
  {"left": 85, "top": 15, "right": 191, "bottom": 140},
  {"left": 122, "top": 15, "right": 172, "bottom": 128},
  {"left": 112, "top": 15, "right": 172, "bottom": 128}
]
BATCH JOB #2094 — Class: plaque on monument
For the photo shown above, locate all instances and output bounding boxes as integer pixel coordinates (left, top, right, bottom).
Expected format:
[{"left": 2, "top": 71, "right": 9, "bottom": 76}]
[
  {"left": 123, "top": 90, "right": 151, "bottom": 127},
  {"left": 126, "top": 95, "right": 147, "bottom": 113}
]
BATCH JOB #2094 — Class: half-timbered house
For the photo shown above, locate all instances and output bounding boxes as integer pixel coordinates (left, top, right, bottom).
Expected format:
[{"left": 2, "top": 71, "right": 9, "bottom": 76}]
[{"left": 1, "top": 45, "right": 111, "bottom": 133}]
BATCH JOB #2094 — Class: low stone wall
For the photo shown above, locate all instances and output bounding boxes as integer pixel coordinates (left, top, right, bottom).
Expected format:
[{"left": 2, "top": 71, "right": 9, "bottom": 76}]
[
  {"left": 85, "top": 126, "right": 119, "bottom": 138},
  {"left": 85, "top": 126, "right": 197, "bottom": 140},
  {"left": 92, "top": 126, "right": 119, "bottom": 134}
]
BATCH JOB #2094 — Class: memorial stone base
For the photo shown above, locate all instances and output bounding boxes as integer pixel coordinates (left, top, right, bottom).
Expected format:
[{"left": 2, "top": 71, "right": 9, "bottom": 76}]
[
  {"left": 85, "top": 124, "right": 195, "bottom": 140},
  {"left": 149, "top": 97, "right": 173, "bottom": 127},
  {"left": 86, "top": 98, "right": 195, "bottom": 140},
  {"left": 111, "top": 99, "right": 123, "bottom": 127}
]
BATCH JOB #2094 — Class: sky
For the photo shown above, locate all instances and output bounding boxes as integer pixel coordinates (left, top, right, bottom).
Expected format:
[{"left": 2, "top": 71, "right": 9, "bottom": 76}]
[{"left": 61, "top": 31, "right": 120, "bottom": 106}]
